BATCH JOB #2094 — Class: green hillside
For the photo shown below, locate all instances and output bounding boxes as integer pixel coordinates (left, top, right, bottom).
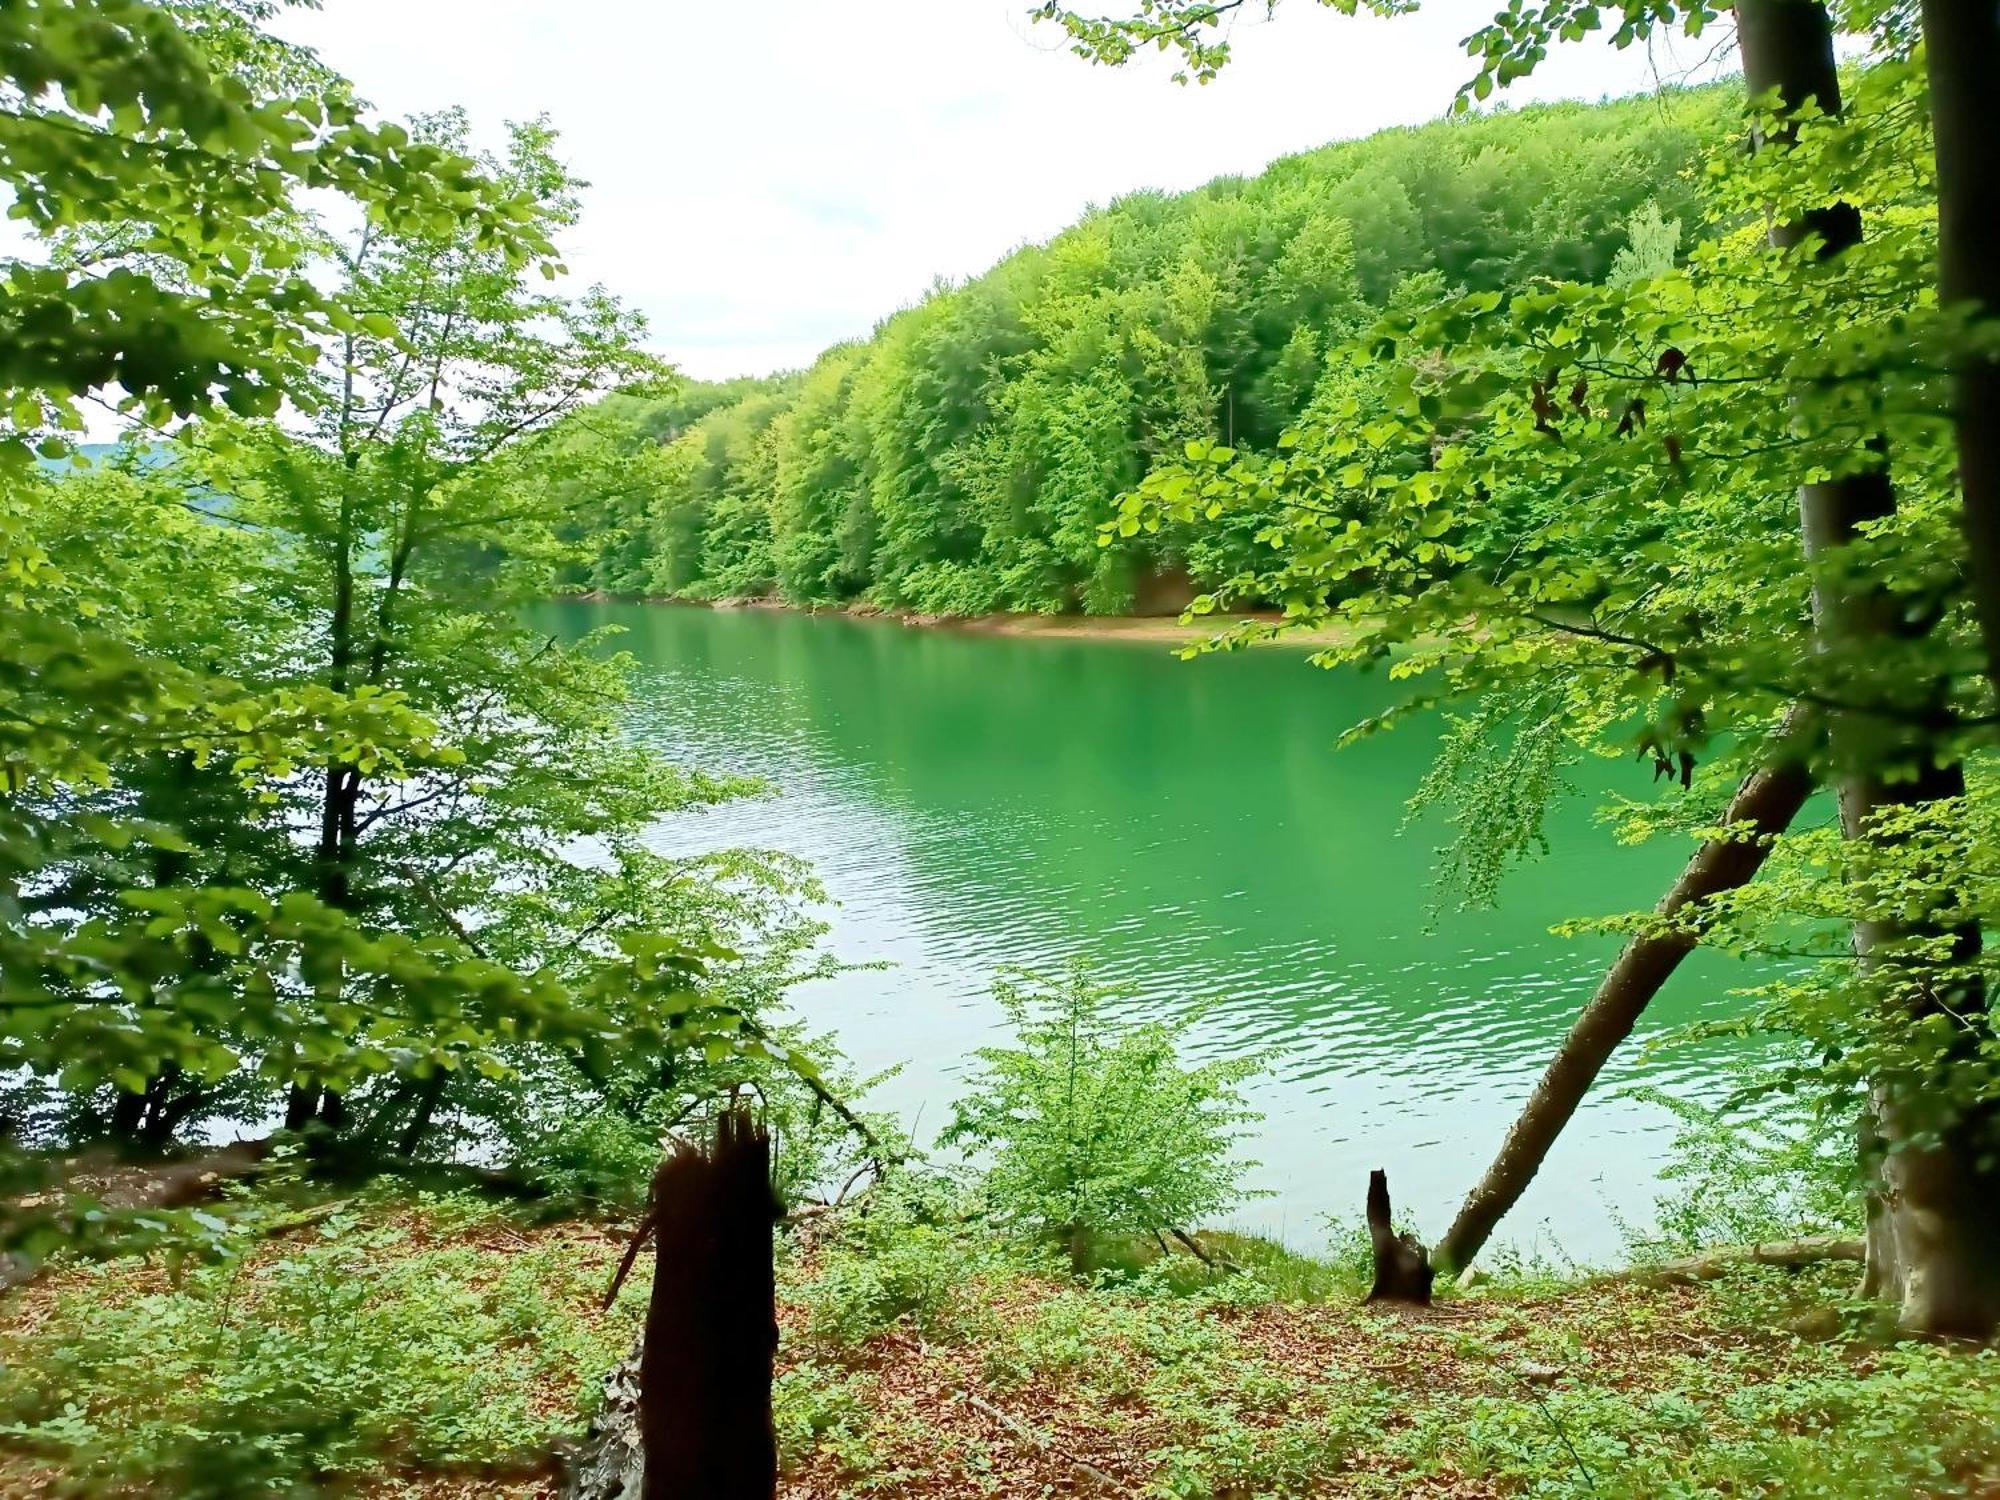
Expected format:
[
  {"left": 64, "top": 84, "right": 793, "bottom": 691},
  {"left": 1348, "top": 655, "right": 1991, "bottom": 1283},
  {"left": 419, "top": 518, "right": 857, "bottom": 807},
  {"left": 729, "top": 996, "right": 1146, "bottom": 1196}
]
[{"left": 566, "top": 86, "right": 1730, "bottom": 615}]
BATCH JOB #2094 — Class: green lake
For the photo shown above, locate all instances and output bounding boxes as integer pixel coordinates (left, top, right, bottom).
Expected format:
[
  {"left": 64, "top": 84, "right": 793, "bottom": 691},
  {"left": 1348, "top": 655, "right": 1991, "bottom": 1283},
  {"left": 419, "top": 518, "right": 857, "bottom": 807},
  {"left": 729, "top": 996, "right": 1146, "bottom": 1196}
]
[{"left": 541, "top": 600, "right": 1761, "bottom": 1262}]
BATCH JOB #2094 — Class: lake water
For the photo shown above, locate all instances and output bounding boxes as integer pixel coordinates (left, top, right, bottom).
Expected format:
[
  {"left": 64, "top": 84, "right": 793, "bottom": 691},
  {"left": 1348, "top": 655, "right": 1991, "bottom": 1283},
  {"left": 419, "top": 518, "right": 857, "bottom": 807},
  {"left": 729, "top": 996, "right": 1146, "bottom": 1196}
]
[{"left": 539, "top": 601, "right": 1762, "bottom": 1263}]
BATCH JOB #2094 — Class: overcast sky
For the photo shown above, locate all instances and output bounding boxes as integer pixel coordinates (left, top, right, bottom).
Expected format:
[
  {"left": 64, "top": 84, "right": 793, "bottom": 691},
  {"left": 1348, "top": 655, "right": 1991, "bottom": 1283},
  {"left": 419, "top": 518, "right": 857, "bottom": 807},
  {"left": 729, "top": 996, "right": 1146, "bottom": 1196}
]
[{"left": 275, "top": 1, "right": 1730, "bottom": 382}]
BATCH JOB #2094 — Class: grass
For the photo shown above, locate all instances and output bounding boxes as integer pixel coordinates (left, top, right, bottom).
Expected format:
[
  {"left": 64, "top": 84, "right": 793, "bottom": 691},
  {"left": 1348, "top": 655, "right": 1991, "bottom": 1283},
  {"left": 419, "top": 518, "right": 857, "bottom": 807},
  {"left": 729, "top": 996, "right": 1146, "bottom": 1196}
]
[{"left": 2, "top": 1189, "right": 1997, "bottom": 1498}]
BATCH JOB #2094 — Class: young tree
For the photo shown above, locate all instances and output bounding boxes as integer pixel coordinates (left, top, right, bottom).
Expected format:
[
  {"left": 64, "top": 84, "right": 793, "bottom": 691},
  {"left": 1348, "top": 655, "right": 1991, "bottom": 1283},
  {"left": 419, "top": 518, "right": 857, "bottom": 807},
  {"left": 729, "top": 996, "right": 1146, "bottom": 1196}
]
[{"left": 942, "top": 967, "right": 1264, "bottom": 1271}]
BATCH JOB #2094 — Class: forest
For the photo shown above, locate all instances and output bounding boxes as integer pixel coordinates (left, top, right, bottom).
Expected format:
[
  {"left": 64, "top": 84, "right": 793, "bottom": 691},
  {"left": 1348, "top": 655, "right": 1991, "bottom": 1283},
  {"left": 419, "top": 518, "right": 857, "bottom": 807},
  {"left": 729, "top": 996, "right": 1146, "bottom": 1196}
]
[
  {"left": 4, "top": 0, "right": 2000, "bottom": 1497},
  {"left": 558, "top": 92, "right": 1721, "bottom": 615}
]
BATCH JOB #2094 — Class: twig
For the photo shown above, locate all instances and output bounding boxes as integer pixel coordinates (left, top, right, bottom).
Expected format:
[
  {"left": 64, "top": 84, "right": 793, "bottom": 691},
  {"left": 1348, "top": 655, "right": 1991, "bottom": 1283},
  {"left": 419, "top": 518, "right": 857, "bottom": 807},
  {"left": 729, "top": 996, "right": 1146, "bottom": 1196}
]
[{"left": 962, "top": 1392, "right": 1124, "bottom": 1493}]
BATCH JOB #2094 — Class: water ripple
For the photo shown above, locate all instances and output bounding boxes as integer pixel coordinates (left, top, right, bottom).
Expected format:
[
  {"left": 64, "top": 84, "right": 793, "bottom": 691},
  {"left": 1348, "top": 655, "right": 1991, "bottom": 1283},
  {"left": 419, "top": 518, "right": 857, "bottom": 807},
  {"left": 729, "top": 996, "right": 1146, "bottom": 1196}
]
[{"left": 537, "top": 602, "right": 1771, "bottom": 1264}]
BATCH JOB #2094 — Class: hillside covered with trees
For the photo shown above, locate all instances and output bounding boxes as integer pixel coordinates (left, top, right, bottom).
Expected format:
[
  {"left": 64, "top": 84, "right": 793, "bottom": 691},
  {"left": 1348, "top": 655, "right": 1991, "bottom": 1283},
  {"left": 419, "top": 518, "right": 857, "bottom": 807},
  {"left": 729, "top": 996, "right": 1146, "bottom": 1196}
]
[{"left": 562, "top": 90, "right": 1724, "bottom": 615}]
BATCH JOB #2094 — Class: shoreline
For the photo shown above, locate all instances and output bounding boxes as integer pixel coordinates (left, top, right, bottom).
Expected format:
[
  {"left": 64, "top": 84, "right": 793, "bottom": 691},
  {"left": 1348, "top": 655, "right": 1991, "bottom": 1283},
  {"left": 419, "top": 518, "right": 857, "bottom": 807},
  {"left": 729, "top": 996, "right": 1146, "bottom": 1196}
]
[{"left": 563, "top": 591, "right": 1358, "bottom": 649}]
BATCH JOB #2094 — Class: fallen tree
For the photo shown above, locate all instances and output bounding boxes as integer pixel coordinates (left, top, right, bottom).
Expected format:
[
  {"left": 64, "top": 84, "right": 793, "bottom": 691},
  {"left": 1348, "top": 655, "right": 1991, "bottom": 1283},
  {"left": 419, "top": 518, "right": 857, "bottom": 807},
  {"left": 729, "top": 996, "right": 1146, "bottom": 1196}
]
[
  {"left": 1, "top": 1138, "right": 276, "bottom": 1291},
  {"left": 1608, "top": 1235, "right": 1865, "bottom": 1288}
]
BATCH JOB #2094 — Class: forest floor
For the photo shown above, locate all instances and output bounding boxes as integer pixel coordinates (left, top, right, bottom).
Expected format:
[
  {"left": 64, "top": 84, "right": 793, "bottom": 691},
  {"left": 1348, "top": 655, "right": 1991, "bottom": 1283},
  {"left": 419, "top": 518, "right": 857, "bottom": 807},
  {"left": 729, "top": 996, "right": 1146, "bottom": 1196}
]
[{"left": 4, "top": 1189, "right": 1999, "bottom": 1499}]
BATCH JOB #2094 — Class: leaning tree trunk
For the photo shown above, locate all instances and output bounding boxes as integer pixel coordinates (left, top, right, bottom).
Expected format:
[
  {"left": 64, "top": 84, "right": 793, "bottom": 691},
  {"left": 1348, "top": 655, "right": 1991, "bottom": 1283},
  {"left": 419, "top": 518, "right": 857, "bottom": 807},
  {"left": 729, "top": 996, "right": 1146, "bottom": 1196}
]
[
  {"left": 1435, "top": 743, "right": 1813, "bottom": 1274},
  {"left": 563, "top": 1108, "right": 782, "bottom": 1500},
  {"left": 1735, "top": 0, "right": 2000, "bottom": 1338}
]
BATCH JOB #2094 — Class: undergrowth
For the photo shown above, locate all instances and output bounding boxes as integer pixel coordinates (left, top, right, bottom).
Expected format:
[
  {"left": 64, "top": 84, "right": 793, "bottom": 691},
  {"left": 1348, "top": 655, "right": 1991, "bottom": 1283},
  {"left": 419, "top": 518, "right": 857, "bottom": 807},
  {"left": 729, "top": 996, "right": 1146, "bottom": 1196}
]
[{"left": 2, "top": 1105, "right": 1996, "bottom": 1499}]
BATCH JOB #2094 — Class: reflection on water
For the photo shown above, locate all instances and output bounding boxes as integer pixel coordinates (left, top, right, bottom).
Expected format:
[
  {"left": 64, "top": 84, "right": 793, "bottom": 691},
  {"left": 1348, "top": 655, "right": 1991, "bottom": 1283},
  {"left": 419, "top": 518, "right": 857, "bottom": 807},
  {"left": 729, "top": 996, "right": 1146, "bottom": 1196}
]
[{"left": 538, "top": 601, "right": 1760, "bottom": 1261}]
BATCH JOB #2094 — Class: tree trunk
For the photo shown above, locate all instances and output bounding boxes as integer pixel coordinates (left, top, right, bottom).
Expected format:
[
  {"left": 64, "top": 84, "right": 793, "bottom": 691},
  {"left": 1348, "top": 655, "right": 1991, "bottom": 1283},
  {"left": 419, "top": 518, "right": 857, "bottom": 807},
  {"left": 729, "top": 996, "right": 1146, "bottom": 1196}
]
[
  {"left": 1435, "top": 745, "right": 1813, "bottom": 1273},
  {"left": 395, "top": 1074, "right": 448, "bottom": 1158},
  {"left": 1922, "top": 0, "right": 2000, "bottom": 708},
  {"left": 562, "top": 1109, "right": 781, "bottom": 1500},
  {"left": 283, "top": 1083, "right": 322, "bottom": 1133},
  {"left": 1907, "top": 0, "right": 2000, "bottom": 1338},
  {"left": 1736, "top": 0, "right": 2000, "bottom": 1338},
  {"left": 1365, "top": 1169, "right": 1433, "bottom": 1304}
]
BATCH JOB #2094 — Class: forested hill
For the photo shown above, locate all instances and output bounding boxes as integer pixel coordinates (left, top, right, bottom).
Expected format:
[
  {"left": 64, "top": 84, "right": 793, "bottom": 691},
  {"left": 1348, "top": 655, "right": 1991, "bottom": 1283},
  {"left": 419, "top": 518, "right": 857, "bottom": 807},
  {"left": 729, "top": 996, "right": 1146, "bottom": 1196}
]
[{"left": 567, "top": 86, "right": 1730, "bottom": 616}]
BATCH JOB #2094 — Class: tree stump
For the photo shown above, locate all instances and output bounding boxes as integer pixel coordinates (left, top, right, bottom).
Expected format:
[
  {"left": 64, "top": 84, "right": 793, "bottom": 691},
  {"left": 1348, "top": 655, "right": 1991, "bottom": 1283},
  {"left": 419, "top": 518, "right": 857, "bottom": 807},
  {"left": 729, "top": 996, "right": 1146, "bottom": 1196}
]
[
  {"left": 1365, "top": 1169, "right": 1434, "bottom": 1305},
  {"left": 562, "top": 1108, "right": 781, "bottom": 1500}
]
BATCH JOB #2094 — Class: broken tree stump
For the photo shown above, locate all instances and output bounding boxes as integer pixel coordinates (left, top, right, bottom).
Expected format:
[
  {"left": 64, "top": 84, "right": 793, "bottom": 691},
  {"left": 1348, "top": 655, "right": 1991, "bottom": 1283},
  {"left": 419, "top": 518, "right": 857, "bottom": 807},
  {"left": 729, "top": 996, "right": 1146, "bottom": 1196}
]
[
  {"left": 1364, "top": 1169, "right": 1434, "bottom": 1305},
  {"left": 562, "top": 1108, "right": 781, "bottom": 1500}
]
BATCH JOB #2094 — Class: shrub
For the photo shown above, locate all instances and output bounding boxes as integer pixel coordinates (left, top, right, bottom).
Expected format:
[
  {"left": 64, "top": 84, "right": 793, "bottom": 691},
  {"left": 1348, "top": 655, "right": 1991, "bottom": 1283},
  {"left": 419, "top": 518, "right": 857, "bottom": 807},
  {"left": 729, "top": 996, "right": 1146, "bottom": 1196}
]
[
  {"left": 941, "top": 966, "right": 1265, "bottom": 1271},
  {"left": 0, "top": 1212, "right": 634, "bottom": 1497},
  {"left": 791, "top": 1174, "right": 1003, "bottom": 1351}
]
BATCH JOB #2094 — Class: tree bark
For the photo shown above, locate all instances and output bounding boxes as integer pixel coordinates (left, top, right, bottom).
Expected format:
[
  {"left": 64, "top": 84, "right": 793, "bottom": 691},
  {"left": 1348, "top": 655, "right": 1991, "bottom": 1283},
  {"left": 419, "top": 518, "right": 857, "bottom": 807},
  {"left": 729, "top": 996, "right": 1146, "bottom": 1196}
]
[
  {"left": 1921, "top": 0, "right": 2000, "bottom": 709},
  {"left": 1735, "top": 0, "right": 2000, "bottom": 1338},
  {"left": 1435, "top": 746, "right": 1813, "bottom": 1274},
  {"left": 562, "top": 1109, "right": 781, "bottom": 1500},
  {"left": 1365, "top": 1169, "right": 1433, "bottom": 1304}
]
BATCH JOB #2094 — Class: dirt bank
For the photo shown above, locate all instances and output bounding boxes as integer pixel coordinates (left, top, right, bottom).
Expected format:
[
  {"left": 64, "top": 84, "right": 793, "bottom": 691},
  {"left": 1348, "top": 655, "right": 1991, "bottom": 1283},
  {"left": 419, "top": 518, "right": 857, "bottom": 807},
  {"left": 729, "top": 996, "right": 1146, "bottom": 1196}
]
[{"left": 566, "top": 592, "right": 1358, "bottom": 650}]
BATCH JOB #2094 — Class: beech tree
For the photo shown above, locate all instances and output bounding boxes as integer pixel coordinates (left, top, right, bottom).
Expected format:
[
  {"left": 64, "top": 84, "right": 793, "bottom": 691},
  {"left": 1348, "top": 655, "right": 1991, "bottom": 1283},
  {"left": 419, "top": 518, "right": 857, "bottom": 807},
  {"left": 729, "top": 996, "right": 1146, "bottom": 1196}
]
[
  {"left": 1046, "top": 0, "right": 2000, "bottom": 1335},
  {"left": 557, "top": 93, "right": 1715, "bottom": 615},
  {"left": 0, "top": 2, "right": 843, "bottom": 1269}
]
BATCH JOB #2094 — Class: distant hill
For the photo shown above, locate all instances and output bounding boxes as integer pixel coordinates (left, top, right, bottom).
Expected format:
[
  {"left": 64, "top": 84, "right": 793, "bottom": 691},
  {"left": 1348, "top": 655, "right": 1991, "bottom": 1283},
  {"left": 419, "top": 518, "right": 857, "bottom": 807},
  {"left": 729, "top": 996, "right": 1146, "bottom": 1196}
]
[
  {"left": 37, "top": 441, "right": 171, "bottom": 476},
  {"left": 571, "top": 86, "right": 1732, "bottom": 616}
]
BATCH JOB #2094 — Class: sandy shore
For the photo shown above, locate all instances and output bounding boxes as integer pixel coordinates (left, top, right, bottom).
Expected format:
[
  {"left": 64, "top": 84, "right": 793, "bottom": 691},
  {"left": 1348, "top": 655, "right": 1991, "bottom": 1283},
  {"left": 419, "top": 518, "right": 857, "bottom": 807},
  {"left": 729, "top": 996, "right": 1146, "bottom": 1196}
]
[
  {"left": 567, "top": 592, "right": 1354, "bottom": 649},
  {"left": 926, "top": 610, "right": 1353, "bottom": 648}
]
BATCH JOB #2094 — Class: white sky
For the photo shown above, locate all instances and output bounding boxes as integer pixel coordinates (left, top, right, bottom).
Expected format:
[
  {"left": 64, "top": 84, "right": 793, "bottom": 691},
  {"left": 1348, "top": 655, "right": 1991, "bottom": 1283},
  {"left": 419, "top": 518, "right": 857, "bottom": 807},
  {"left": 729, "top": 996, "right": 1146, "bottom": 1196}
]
[{"left": 276, "top": 1, "right": 1732, "bottom": 382}]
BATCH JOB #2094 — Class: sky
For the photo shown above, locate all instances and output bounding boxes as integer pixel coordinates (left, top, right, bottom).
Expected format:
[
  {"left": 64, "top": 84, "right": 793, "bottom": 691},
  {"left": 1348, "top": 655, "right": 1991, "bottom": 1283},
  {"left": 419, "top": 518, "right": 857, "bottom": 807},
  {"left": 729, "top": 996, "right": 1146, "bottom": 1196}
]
[{"left": 276, "top": 0, "right": 1731, "bottom": 383}]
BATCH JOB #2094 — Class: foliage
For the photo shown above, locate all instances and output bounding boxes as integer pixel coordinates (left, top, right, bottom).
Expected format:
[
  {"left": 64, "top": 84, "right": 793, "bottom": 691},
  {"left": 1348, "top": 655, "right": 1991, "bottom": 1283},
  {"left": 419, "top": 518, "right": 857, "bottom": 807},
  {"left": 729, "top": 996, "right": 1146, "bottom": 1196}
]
[
  {"left": 1607, "top": 198, "right": 1682, "bottom": 285},
  {"left": 941, "top": 967, "right": 1264, "bottom": 1269},
  {"left": 0, "top": 2, "right": 852, "bottom": 1270},
  {"left": 0, "top": 0, "right": 569, "bottom": 1258},
  {"left": 3, "top": 106, "right": 803, "bottom": 1161},
  {"left": 1403, "top": 683, "right": 1580, "bottom": 912},
  {"left": 789, "top": 1173, "right": 1008, "bottom": 1350},
  {"left": 1615, "top": 1086, "right": 1862, "bottom": 1261},
  {"left": 1102, "top": 47, "right": 2000, "bottom": 1181},
  {"left": 0, "top": 0, "right": 555, "bottom": 449},
  {"left": 556, "top": 90, "right": 1724, "bottom": 615},
  {"left": 0, "top": 1198, "right": 641, "bottom": 1496},
  {"left": 494, "top": 1015, "right": 893, "bottom": 1212}
]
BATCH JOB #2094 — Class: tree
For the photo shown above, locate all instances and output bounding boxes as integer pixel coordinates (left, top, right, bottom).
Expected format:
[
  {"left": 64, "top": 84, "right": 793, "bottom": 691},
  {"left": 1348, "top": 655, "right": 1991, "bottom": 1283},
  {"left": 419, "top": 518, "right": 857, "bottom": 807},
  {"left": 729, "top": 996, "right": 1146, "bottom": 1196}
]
[
  {"left": 1064, "top": 0, "right": 2000, "bottom": 1333},
  {"left": 1, "top": 1, "right": 550, "bottom": 1253},
  {"left": 566, "top": 92, "right": 1713, "bottom": 616},
  {"left": 941, "top": 967, "right": 1264, "bottom": 1271},
  {"left": 0, "top": 4, "right": 838, "bottom": 1267},
  {"left": 1607, "top": 200, "right": 1681, "bottom": 285}
]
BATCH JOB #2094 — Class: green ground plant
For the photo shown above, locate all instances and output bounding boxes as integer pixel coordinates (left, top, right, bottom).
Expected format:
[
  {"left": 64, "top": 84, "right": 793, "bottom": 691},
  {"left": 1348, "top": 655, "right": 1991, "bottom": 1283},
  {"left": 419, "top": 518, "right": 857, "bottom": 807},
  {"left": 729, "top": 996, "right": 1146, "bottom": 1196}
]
[
  {"left": 3, "top": 1112, "right": 1996, "bottom": 1498},
  {"left": 0, "top": 1195, "right": 640, "bottom": 1497}
]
